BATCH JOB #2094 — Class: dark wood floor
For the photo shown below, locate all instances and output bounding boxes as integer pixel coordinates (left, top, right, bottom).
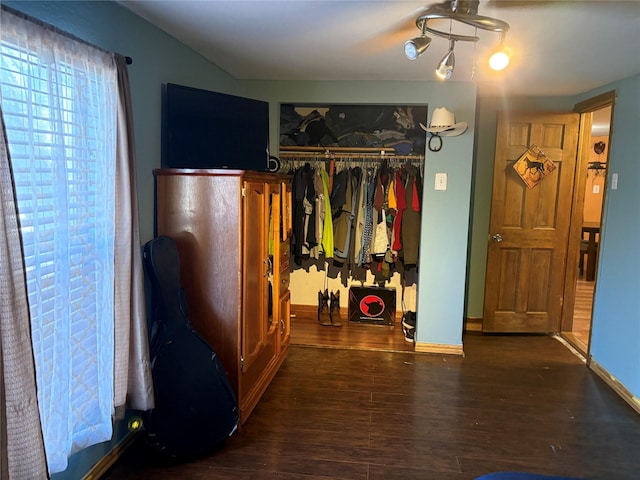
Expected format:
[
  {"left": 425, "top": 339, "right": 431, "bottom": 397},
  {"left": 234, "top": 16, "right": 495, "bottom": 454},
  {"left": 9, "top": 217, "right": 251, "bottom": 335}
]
[{"left": 101, "top": 334, "right": 640, "bottom": 480}]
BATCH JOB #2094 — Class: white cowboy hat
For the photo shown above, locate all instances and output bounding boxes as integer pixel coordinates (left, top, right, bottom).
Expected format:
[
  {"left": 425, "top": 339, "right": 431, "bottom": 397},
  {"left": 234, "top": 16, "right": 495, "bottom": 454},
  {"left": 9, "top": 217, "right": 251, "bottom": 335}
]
[{"left": 420, "top": 107, "right": 468, "bottom": 137}]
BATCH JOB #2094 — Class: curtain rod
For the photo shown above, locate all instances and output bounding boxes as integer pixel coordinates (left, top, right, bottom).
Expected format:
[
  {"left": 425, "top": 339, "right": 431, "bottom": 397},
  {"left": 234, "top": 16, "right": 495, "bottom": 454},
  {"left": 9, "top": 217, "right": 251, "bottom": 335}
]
[{"left": 1, "top": 4, "right": 133, "bottom": 65}]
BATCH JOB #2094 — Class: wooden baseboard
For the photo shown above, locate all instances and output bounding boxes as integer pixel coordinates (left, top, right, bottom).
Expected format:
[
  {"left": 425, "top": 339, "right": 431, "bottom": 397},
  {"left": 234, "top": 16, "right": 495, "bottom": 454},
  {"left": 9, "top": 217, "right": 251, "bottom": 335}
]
[
  {"left": 589, "top": 360, "right": 640, "bottom": 416},
  {"left": 291, "top": 304, "right": 402, "bottom": 320},
  {"left": 291, "top": 304, "right": 319, "bottom": 318},
  {"left": 464, "top": 317, "right": 483, "bottom": 332},
  {"left": 83, "top": 431, "right": 138, "bottom": 480},
  {"left": 415, "top": 342, "right": 464, "bottom": 356}
]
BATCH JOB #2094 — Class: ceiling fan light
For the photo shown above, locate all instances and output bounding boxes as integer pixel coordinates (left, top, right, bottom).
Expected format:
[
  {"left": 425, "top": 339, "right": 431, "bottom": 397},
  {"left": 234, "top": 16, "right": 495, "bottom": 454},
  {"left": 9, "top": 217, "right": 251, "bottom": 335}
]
[
  {"left": 436, "top": 47, "right": 455, "bottom": 80},
  {"left": 489, "top": 49, "right": 510, "bottom": 71},
  {"left": 404, "top": 36, "right": 431, "bottom": 60}
]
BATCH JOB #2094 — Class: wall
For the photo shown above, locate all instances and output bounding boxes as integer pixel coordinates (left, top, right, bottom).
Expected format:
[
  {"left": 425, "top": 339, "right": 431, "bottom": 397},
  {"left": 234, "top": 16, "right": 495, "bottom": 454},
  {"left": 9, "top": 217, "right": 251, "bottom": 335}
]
[
  {"left": 583, "top": 135, "right": 607, "bottom": 224},
  {"left": 574, "top": 75, "right": 640, "bottom": 401},
  {"left": 250, "top": 80, "right": 477, "bottom": 348}
]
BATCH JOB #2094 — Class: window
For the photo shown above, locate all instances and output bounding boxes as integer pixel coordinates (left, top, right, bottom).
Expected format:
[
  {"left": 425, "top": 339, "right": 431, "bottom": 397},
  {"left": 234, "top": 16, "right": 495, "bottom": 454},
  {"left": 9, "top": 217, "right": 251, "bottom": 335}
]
[{"left": 0, "top": 10, "right": 118, "bottom": 474}]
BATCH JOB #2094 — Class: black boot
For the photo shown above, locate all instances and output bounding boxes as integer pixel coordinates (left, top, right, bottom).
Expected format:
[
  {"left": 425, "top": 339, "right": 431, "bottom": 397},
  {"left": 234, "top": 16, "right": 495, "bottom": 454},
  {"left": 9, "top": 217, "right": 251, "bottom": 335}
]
[
  {"left": 318, "top": 289, "right": 331, "bottom": 326},
  {"left": 329, "top": 291, "right": 343, "bottom": 327},
  {"left": 402, "top": 311, "right": 416, "bottom": 343}
]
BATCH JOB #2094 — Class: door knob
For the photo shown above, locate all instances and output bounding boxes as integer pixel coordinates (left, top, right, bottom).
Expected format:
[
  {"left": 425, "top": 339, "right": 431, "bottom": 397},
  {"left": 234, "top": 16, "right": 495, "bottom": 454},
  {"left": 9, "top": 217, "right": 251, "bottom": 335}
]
[{"left": 491, "top": 233, "right": 503, "bottom": 243}]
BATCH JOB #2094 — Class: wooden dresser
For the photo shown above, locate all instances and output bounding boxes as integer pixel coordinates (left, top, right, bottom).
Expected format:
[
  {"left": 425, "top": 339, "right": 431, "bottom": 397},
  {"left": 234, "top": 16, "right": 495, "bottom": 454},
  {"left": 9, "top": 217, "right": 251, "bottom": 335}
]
[{"left": 154, "top": 169, "right": 292, "bottom": 426}]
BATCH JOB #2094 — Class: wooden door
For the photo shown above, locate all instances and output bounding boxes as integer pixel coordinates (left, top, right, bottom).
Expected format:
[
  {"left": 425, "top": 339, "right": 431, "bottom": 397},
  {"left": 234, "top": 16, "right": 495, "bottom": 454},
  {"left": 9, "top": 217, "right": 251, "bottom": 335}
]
[{"left": 483, "top": 111, "right": 580, "bottom": 333}]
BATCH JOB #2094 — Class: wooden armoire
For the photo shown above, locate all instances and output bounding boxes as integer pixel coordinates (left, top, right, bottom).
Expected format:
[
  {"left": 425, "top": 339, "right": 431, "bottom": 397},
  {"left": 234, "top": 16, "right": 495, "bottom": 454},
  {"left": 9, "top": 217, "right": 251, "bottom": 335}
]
[{"left": 154, "top": 169, "right": 292, "bottom": 426}]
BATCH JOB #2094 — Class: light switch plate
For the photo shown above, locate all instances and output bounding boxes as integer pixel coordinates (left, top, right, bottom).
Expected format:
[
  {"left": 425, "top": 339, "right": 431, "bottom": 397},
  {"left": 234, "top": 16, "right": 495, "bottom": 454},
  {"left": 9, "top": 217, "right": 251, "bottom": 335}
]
[
  {"left": 435, "top": 172, "right": 447, "bottom": 191},
  {"left": 611, "top": 173, "right": 618, "bottom": 190}
]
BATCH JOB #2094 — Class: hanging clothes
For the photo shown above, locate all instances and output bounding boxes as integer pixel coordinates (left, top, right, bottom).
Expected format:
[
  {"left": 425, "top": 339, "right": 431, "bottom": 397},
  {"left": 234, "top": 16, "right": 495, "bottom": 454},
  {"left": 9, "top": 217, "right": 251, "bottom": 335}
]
[
  {"left": 352, "top": 166, "right": 367, "bottom": 267},
  {"left": 399, "top": 163, "right": 422, "bottom": 286},
  {"left": 291, "top": 163, "right": 316, "bottom": 265},
  {"left": 319, "top": 168, "right": 334, "bottom": 258},
  {"left": 357, "top": 169, "right": 375, "bottom": 268},
  {"left": 332, "top": 168, "right": 355, "bottom": 264},
  {"left": 285, "top": 153, "right": 423, "bottom": 285},
  {"left": 392, "top": 168, "right": 407, "bottom": 253},
  {"left": 371, "top": 161, "right": 391, "bottom": 259}
]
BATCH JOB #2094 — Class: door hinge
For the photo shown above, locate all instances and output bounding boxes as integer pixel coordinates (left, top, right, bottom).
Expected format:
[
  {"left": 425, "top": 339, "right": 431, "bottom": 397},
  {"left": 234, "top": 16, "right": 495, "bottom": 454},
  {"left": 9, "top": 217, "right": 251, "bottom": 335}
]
[
  {"left": 240, "top": 355, "right": 244, "bottom": 371},
  {"left": 242, "top": 186, "right": 246, "bottom": 198}
]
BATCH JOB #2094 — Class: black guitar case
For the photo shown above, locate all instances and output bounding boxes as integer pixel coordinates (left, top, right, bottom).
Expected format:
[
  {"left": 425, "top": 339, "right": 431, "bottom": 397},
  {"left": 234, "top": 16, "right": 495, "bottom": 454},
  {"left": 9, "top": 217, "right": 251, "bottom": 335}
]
[{"left": 142, "top": 235, "right": 238, "bottom": 459}]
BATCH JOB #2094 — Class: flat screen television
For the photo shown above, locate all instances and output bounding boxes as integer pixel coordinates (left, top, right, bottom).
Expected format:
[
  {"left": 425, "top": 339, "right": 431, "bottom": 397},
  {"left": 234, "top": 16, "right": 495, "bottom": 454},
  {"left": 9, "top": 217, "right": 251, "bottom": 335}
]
[{"left": 161, "top": 83, "right": 269, "bottom": 171}]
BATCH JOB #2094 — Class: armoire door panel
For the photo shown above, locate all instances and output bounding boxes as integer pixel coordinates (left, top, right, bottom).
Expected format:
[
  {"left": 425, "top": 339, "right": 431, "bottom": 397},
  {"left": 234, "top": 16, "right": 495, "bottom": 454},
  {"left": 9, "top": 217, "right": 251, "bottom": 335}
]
[{"left": 242, "top": 181, "right": 268, "bottom": 374}]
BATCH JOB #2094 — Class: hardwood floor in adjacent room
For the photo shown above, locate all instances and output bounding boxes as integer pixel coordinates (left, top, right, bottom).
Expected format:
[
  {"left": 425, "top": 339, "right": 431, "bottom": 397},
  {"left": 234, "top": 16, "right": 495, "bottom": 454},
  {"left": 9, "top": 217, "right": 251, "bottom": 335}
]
[
  {"left": 563, "top": 276, "right": 596, "bottom": 354},
  {"left": 571, "top": 278, "right": 595, "bottom": 345},
  {"left": 101, "top": 334, "right": 640, "bottom": 480}
]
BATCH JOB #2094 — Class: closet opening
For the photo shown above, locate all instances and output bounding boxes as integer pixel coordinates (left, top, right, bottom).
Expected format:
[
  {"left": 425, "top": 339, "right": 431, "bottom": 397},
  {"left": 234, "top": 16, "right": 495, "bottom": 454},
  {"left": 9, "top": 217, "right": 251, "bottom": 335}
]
[{"left": 279, "top": 146, "right": 424, "bottom": 353}]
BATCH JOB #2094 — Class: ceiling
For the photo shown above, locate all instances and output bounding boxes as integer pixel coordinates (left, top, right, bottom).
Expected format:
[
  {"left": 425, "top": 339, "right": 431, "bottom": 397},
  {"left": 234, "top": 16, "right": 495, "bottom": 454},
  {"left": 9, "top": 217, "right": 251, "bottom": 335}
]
[{"left": 118, "top": 0, "right": 640, "bottom": 97}]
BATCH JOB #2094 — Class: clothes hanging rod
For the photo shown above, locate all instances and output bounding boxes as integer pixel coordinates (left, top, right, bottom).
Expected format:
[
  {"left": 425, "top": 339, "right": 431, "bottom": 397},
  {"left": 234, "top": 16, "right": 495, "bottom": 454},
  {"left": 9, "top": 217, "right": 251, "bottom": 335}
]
[
  {"left": 279, "top": 152, "right": 423, "bottom": 160},
  {"left": 279, "top": 146, "right": 399, "bottom": 155}
]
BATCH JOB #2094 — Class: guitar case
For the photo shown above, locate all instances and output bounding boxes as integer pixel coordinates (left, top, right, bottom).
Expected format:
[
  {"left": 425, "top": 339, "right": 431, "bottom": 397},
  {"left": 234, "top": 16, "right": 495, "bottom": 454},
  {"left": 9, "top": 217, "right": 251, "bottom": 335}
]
[{"left": 142, "top": 235, "right": 238, "bottom": 459}]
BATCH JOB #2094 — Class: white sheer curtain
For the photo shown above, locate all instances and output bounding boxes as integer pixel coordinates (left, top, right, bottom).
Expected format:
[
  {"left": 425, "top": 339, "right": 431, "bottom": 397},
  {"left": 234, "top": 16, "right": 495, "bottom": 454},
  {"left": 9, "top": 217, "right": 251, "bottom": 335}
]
[{"left": 0, "top": 7, "right": 132, "bottom": 474}]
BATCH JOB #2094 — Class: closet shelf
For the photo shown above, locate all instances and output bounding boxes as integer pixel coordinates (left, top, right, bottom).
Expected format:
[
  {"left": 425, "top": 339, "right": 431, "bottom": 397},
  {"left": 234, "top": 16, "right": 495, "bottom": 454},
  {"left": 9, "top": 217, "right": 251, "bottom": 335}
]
[
  {"left": 280, "top": 145, "right": 397, "bottom": 154},
  {"left": 278, "top": 146, "right": 423, "bottom": 162}
]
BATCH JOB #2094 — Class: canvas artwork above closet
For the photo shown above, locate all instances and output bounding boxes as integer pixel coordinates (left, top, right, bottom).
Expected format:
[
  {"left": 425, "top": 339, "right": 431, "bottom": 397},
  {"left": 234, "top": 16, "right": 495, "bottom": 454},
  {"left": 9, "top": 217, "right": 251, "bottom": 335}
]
[{"left": 278, "top": 103, "right": 427, "bottom": 338}]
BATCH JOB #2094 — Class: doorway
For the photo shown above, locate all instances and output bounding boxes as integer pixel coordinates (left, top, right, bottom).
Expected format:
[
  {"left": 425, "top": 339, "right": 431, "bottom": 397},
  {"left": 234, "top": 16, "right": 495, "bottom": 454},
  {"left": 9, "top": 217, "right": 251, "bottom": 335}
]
[
  {"left": 482, "top": 111, "right": 580, "bottom": 333},
  {"left": 561, "top": 92, "right": 615, "bottom": 355}
]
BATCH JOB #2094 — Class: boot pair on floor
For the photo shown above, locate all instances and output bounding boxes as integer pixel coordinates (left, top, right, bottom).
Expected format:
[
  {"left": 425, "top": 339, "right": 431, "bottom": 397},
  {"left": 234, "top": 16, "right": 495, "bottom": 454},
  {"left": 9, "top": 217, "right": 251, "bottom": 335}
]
[{"left": 317, "top": 289, "right": 342, "bottom": 327}]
